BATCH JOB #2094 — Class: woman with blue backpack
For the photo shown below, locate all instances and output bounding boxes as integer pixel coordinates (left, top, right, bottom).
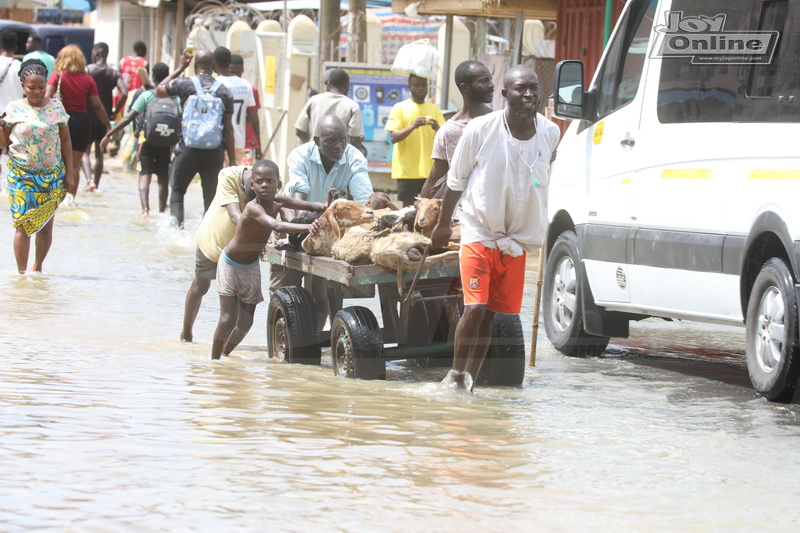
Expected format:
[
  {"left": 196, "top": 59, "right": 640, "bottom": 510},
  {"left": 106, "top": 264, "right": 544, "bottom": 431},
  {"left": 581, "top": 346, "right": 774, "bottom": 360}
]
[
  {"left": 155, "top": 50, "right": 236, "bottom": 228},
  {"left": 101, "top": 62, "right": 180, "bottom": 217}
]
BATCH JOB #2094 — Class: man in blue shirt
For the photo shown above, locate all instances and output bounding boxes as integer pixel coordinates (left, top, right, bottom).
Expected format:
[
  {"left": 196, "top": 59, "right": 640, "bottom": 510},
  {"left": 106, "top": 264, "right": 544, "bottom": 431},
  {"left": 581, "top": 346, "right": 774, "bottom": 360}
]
[
  {"left": 279, "top": 114, "right": 374, "bottom": 327},
  {"left": 285, "top": 114, "right": 373, "bottom": 205}
]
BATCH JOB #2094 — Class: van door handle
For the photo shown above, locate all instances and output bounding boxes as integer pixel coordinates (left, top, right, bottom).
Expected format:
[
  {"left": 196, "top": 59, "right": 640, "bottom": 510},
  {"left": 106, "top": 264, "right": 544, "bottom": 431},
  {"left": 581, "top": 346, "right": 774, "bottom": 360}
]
[{"left": 620, "top": 137, "right": 636, "bottom": 148}]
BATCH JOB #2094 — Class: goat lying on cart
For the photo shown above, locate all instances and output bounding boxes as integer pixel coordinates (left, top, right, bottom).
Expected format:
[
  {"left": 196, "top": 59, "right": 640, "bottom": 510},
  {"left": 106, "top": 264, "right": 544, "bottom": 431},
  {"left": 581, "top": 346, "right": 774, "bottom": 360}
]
[{"left": 262, "top": 245, "right": 526, "bottom": 385}]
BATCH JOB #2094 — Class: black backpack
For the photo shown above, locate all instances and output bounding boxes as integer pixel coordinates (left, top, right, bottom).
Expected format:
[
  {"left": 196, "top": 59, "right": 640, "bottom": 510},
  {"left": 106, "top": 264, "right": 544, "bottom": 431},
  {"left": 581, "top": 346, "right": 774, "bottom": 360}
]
[
  {"left": 142, "top": 93, "right": 181, "bottom": 147},
  {"left": 129, "top": 86, "right": 148, "bottom": 136}
]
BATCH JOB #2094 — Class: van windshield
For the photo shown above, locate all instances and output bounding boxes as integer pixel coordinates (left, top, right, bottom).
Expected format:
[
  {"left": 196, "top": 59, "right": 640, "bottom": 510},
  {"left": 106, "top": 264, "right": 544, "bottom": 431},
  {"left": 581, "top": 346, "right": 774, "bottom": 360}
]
[{"left": 657, "top": 0, "right": 800, "bottom": 123}]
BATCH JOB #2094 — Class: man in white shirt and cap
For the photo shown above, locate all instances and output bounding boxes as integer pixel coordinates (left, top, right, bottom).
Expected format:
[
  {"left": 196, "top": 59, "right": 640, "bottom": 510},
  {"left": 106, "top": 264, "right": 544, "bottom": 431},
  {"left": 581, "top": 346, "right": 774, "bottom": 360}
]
[{"left": 431, "top": 65, "right": 561, "bottom": 392}]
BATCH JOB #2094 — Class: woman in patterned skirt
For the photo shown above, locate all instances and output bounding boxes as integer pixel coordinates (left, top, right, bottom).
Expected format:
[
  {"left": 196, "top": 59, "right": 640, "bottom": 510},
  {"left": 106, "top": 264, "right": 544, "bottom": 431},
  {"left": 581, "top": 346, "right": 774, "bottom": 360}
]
[{"left": 0, "top": 58, "right": 73, "bottom": 274}]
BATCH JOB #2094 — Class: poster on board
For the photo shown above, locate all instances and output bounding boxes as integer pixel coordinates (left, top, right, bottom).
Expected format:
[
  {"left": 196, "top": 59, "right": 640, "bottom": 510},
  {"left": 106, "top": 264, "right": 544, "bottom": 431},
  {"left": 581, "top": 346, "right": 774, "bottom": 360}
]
[{"left": 325, "top": 62, "right": 410, "bottom": 171}]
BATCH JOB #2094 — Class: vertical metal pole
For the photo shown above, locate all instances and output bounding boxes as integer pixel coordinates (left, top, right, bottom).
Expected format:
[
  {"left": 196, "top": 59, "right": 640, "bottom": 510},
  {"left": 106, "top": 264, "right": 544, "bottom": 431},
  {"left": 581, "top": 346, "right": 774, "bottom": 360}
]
[
  {"left": 441, "top": 14, "right": 453, "bottom": 109},
  {"left": 511, "top": 10, "right": 524, "bottom": 66}
]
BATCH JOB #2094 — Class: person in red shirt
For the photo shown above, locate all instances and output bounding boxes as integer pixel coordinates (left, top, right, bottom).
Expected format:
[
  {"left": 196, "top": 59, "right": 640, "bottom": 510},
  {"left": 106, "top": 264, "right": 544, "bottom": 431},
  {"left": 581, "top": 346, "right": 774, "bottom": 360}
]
[
  {"left": 45, "top": 45, "right": 111, "bottom": 198},
  {"left": 119, "top": 41, "right": 148, "bottom": 94}
]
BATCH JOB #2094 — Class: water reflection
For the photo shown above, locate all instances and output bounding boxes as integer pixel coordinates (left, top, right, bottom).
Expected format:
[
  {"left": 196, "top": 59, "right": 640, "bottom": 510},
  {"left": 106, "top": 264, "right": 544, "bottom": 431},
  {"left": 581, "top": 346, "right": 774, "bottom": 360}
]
[{"left": 2, "top": 169, "right": 800, "bottom": 530}]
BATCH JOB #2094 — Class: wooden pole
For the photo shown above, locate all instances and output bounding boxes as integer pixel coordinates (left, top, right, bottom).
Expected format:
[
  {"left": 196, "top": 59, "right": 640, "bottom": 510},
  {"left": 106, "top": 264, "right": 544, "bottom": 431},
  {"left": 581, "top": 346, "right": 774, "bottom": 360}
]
[
  {"left": 348, "top": 0, "right": 367, "bottom": 63},
  {"left": 530, "top": 104, "right": 555, "bottom": 368},
  {"left": 154, "top": 3, "right": 163, "bottom": 64},
  {"left": 174, "top": 0, "right": 185, "bottom": 68},
  {"left": 529, "top": 243, "right": 546, "bottom": 367},
  {"left": 470, "top": 16, "right": 486, "bottom": 57},
  {"left": 263, "top": 110, "right": 288, "bottom": 155},
  {"left": 320, "top": 0, "right": 340, "bottom": 63}
]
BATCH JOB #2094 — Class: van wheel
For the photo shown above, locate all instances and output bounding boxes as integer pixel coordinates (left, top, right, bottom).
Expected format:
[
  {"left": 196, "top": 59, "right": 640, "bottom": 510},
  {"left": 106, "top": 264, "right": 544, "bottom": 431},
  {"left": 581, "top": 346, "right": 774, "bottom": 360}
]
[
  {"left": 543, "top": 231, "right": 609, "bottom": 357},
  {"left": 746, "top": 258, "right": 800, "bottom": 402}
]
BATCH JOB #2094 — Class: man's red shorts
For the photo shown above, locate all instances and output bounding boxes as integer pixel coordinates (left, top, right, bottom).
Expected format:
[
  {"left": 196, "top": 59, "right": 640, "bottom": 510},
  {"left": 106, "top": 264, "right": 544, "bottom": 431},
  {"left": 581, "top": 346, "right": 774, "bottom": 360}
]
[{"left": 459, "top": 242, "right": 527, "bottom": 314}]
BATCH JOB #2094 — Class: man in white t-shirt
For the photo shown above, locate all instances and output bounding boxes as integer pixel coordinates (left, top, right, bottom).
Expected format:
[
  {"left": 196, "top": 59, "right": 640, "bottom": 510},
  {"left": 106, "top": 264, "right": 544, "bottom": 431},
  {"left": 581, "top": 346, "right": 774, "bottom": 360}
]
[
  {"left": 0, "top": 31, "right": 22, "bottom": 113},
  {"left": 431, "top": 65, "right": 561, "bottom": 393},
  {"left": 214, "top": 47, "right": 256, "bottom": 165},
  {"left": 0, "top": 31, "right": 23, "bottom": 188}
]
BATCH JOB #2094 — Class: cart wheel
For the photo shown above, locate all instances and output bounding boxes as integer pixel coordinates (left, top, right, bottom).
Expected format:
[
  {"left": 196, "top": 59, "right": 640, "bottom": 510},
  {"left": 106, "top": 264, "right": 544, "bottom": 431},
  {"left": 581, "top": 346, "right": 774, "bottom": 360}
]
[
  {"left": 267, "top": 286, "right": 321, "bottom": 365},
  {"left": 331, "top": 307, "right": 385, "bottom": 380},
  {"left": 419, "top": 298, "right": 460, "bottom": 368},
  {"left": 476, "top": 313, "right": 526, "bottom": 386}
]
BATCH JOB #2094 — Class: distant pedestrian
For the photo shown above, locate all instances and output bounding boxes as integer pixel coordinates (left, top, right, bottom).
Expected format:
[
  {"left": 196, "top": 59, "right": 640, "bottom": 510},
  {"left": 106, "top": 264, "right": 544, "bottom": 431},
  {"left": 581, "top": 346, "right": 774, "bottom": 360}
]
[
  {"left": 230, "top": 54, "right": 262, "bottom": 163},
  {"left": 85, "top": 42, "right": 127, "bottom": 190},
  {"left": 22, "top": 34, "right": 55, "bottom": 79},
  {"left": 156, "top": 49, "right": 236, "bottom": 227},
  {"left": 46, "top": 44, "right": 111, "bottom": 198},
  {"left": 385, "top": 74, "right": 445, "bottom": 206},
  {"left": 100, "top": 62, "right": 176, "bottom": 216},
  {"left": 213, "top": 47, "right": 256, "bottom": 165},
  {"left": 295, "top": 68, "right": 365, "bottom": 155},
  {"left": 119, "top": 41, "right": 148, "bottom": 93},
  {"left": 0, "top": 59, "right": 73, "bottom": 274},
  {"left": 0, "top": 30, "right": 23, "bottom": 187},
  {"left": 0, "top": 31, "right": 22, "bottom": 112}
]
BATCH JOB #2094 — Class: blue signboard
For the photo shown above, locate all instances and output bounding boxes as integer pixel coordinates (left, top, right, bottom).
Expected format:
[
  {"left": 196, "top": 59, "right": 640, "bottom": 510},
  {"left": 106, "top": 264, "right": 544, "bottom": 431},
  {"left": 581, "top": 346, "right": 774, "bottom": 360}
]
[{"left": 328, "top": 63, "right": 410, "bottom": 170}]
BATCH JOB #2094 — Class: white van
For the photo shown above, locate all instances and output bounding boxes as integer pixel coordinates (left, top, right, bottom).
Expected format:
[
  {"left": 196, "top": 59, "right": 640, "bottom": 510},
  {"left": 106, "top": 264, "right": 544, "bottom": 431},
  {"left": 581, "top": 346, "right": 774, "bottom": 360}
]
[{"left": 546, "top": 0, "right": 800, "bottom": 401}]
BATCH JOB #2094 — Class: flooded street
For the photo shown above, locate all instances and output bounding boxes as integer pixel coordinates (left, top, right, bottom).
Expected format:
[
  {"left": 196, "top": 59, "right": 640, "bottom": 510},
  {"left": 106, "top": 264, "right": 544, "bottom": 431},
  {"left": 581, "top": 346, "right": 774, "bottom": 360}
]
[{"left": 2, "top": 163, "right": 800, "bottom": 532}]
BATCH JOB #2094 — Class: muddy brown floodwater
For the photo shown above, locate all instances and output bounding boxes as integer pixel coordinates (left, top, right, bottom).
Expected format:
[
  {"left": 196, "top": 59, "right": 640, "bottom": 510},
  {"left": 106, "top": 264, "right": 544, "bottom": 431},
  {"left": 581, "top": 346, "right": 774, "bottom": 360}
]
[{"left": 2, "top": 163, "right": 800, "bottom": 531}]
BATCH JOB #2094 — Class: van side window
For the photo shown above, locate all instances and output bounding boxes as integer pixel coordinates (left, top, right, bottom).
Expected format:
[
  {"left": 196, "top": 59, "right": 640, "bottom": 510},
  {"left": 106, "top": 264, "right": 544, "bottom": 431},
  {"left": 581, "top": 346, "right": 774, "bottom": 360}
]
[
  {"left": 594, "top": 0, "right": 658, "bottom": 119},
  {"left": 658, "top": 0, "right": 800, "bottom": 123}
]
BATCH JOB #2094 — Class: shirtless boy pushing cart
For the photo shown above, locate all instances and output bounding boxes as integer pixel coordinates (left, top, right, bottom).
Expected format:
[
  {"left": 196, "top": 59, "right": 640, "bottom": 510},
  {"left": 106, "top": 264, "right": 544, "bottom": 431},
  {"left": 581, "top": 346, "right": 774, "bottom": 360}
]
[{"left": 211, "top": 160, "right": 323, "bottom": 359}]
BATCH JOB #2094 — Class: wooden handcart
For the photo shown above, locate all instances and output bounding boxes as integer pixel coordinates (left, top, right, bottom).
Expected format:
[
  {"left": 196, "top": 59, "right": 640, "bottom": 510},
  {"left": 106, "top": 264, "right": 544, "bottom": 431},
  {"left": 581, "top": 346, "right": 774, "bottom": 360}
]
[{"left": 262, "top": 245, "right": 526, "bottom": 385}]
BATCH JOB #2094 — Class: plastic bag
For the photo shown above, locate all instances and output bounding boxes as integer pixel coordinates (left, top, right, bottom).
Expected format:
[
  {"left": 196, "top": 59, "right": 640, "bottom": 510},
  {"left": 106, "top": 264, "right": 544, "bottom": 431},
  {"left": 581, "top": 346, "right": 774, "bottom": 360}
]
[{"left": 391, "top": 39, "right": 440, "bottom": 79}]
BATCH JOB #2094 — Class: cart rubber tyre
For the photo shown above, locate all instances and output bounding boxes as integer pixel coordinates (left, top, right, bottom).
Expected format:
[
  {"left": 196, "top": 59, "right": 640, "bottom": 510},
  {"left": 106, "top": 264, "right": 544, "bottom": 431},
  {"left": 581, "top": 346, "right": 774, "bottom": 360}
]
[
  {"left": 331, "top": 307, "right": 386, "bottom": 380},
  {"left": 267, "top": 286, "right": 321, "bottom": 365},
  {"left": 746, "top": 258, "right": 800, "bottom": 402},
  {"left": 543, "top": 231, "right": 609, "bottom": 357},
  {"left": 476, "top": 313, "right": 526, "bottom": 386}
]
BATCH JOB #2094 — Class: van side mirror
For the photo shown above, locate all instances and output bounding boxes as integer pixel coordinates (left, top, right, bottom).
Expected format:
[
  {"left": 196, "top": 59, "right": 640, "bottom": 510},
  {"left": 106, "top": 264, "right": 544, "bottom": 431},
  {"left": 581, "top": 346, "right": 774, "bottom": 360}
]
[{"left": 553, "top": 60, "right": 585, "bottom": 120}]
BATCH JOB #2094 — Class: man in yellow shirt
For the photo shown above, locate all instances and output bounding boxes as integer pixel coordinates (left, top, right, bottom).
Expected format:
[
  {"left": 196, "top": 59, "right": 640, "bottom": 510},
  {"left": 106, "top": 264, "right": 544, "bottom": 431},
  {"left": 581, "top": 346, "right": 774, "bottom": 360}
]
[{"left": 385, "top": 74, "right": 445, "bottom": 207}]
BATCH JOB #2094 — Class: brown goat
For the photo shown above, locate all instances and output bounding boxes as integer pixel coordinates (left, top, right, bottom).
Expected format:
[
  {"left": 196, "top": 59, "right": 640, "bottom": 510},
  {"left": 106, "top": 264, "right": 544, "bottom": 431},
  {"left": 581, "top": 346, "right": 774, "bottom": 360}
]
[
  {"left": 413, "top": 197, "right": 442, "bottom": 237},
  {"left": 364, "top": 191, "right": 398, "bottom": 211},
  {"left": 302, "top": 199, "right": 375, "bottom": 256}
]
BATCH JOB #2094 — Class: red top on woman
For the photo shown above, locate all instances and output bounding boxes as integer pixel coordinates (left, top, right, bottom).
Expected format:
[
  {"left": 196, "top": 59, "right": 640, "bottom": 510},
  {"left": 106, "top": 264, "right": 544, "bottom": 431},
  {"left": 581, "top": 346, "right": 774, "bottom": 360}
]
[{"left": 47, "top": 71, "right": 98, "bottom": 113}]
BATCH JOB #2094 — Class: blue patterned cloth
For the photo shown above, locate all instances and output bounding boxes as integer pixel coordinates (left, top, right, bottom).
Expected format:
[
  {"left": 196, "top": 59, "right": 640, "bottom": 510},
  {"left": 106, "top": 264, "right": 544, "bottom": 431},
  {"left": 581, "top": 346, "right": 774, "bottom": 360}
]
[{"left": 6, "top": 158, "right": 66, "bottom": 235}]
